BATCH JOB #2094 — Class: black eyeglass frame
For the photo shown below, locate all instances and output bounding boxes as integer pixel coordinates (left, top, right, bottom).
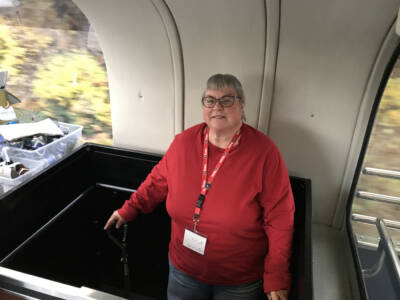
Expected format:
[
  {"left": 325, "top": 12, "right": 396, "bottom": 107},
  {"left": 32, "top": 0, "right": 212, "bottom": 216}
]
[{"left": 201, "top": 95, "right": 241, "bottom": 108}]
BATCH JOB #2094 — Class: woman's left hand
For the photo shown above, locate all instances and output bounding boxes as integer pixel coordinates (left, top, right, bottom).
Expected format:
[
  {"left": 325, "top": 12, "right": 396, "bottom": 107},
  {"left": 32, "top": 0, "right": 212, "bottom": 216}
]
[{"left": 266, "top": 290, "right": 288, "bottom": 300}]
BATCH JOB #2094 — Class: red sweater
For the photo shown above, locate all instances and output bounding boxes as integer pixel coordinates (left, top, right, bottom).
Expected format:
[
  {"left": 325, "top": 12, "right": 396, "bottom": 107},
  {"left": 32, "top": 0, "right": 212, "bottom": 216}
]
[{"left": 119, "top": 123, "right": 294, "bottom": 292}]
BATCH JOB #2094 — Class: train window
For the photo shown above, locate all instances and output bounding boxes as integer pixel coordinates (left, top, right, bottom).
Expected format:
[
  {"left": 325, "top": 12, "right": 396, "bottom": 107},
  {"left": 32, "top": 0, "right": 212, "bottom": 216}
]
[
  {"left": 0, "top": 0, "right": 112, "bottom": 145},
  {"left": 350, "top": 49, "right": 400, "bottom": 299}
]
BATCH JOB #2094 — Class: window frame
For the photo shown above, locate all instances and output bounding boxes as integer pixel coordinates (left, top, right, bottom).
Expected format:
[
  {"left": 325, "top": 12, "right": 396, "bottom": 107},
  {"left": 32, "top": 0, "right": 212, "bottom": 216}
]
[{"left": 347, "top": 41, "right": 400, "bottom": 299}]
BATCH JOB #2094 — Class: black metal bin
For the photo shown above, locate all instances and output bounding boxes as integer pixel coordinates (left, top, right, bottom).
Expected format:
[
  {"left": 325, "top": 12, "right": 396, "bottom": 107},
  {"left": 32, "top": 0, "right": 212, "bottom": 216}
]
[{"left": 0, "top": 144, "right": 312, "bottom": 300}]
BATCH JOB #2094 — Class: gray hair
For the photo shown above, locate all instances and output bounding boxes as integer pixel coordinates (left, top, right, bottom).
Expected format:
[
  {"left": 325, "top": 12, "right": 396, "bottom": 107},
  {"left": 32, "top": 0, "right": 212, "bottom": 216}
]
[
  {"left": 204, "top": 73, "right": 246, "bottom": 121},
  {"left": 205, "top": 74, "right": 245, "bottom": 105}
]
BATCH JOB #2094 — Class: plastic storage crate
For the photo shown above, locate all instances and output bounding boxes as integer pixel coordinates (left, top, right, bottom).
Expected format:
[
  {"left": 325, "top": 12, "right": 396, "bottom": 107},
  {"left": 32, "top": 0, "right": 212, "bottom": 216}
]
[
  {"left": 4, "top": 122, "right": 83, "bottom": 167},
  {"left": 0, "top": 157, "right": 46, "bottom": 193}
]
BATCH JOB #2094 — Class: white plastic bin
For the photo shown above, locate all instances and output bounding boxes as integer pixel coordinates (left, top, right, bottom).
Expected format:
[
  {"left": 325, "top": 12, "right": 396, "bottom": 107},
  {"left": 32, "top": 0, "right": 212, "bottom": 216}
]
[
  {"left": 0, "top": 157, "right": 47, "bottom": 193},
  {"left": 4, "top": 122, "right": 83, "bottom": 167}
]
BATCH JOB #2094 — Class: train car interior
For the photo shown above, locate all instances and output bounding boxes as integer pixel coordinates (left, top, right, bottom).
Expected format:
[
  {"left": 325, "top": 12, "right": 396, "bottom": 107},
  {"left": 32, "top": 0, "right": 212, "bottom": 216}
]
[{"left": 1, "top": 0, "right": 400, "bottom": 299}]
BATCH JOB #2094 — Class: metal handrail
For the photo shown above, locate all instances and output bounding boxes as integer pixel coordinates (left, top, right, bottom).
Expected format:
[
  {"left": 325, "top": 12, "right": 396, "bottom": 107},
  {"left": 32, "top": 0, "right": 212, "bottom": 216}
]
[
  {"left": 352, "top": 213, "right": 400, "bottom": 230},
  {"left": 354, "top": 168, "right": 400, "bottom": 281},
  {"left": 352, "top": 213, "right": 377, "bottom": 224},
  {"left": 352, "top": 213, "right": 400, "bottom": 283},
  {"left": 351, "top": 214, "right": 400, "bottom": 253},
  {"left": 376, "top": 219, "right": 400, "bottom": 284},
  {"left": 356, "top": 191, "right": 400, "bottom": 205},
  {"left": 363, "top": 167, "right": 400, "bottom": 179}
]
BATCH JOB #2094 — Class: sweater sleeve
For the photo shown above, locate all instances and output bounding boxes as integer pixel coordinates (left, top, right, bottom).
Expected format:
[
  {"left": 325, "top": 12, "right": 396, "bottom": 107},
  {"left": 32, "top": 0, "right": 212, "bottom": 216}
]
[
  {"left": 118, "top": 140, "right": 175, "bottom": 222},
  {"left": 260, "top": 146, "right": 295, "bottom": 293}
]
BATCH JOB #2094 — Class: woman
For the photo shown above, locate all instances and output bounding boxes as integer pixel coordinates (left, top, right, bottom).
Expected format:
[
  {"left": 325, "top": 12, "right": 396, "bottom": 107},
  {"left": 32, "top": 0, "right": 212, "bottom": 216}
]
[{"left": 104, "top": 74, "right": 294, "bottom": 300}]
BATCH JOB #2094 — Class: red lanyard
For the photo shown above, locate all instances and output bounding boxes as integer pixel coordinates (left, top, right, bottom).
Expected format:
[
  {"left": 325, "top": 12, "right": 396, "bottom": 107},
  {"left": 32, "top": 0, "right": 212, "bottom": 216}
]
[{"left": 193, "top": 127, "right": 241, "bottom": 231}]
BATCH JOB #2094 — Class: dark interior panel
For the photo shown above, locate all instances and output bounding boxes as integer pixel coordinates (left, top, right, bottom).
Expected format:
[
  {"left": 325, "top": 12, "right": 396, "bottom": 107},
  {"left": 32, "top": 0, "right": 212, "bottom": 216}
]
[{"left": 0, "top": 144, "right": 312, "bottom": 300}]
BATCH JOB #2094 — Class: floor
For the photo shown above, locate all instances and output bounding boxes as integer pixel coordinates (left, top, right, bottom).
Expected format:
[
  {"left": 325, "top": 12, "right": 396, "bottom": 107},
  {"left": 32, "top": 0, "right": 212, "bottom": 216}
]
[{"left": 312, "top": 223, "right": 360, "bottom": 300}]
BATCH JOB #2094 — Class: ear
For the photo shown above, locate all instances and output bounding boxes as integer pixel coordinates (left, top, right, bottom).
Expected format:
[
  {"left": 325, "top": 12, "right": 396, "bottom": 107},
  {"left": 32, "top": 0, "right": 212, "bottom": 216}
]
[{"left": 240, "top": 102, "right": 246, "bottom": 121}]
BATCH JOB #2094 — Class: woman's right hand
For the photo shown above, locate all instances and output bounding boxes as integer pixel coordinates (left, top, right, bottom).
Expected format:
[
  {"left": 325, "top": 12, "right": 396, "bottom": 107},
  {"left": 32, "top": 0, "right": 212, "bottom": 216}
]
[{"left": 104, "top": 210, "right": 127, "bottom": 230}]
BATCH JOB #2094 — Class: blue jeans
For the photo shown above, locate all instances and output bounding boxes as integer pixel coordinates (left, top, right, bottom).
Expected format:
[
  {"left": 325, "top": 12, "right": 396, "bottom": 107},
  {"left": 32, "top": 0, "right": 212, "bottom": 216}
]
[{"left": 167, "top": 259, "right": 264, "bottom": 300}]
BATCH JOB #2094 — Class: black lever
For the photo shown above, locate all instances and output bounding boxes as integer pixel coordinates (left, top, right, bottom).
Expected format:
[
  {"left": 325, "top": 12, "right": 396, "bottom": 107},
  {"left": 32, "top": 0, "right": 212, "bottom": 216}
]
[{"left": 107, "top": 224, "right": 130, "bottom": 297}]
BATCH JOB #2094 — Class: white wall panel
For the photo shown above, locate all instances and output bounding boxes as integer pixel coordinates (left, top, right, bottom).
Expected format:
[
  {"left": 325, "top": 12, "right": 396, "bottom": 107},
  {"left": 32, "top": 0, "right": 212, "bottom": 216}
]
[
  {"left": 74, "top": 0, "right": 400, "bottom": 226},
  {"left": 74, "top": 0, "right": 176, "bottom": 153},
  {"left": 270, "top": 0, "right": 400, "bottom": 225},
  {"left": 165, "top": 0, "right": 266, "bottom": 129}
]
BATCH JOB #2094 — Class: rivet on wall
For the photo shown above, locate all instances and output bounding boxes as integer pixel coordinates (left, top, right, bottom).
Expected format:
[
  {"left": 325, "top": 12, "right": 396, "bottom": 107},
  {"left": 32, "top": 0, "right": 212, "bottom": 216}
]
[{"left": 138, "top": 90, "right": 144, "bottom": 101}]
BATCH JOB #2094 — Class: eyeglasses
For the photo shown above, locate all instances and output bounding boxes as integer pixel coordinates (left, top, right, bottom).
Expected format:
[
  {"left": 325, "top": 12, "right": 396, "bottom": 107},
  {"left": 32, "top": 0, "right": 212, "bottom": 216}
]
[{"left": 201, "top": 95, "right": 239, "bottom": 108}]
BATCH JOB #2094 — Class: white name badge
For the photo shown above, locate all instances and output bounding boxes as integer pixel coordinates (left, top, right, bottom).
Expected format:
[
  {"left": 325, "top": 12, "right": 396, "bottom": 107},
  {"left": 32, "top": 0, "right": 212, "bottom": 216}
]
[{"left": 183, "top": 228, "right": 207, "bottom": 255}]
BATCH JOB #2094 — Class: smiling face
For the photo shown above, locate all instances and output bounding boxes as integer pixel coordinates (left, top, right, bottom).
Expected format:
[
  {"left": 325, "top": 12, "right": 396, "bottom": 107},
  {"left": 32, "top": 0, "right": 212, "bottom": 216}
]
[{"left": 202, "top": 87, "right": 244, "bottom": 135}]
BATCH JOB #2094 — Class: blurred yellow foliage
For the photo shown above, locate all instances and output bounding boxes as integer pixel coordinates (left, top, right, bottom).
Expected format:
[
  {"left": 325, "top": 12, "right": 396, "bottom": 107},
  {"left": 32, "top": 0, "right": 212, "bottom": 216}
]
[
  {"left": 33, "top": 50, "right": 111, "bottom": 130},
  {"left": 353, "top": 60, "right": 400, "bottom": 233},
  {"left": 0, "top": 0, "right": 112, "bottom": 145},
  {"left": 0, "top": 26, "right": 26, "bottom": 76}
]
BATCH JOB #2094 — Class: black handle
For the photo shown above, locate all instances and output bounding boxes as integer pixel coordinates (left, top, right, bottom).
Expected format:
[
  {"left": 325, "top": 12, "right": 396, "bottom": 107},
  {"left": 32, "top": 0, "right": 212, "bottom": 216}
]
[{"left": 106, "top": 224, "right": 131, "bottom": 297}]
